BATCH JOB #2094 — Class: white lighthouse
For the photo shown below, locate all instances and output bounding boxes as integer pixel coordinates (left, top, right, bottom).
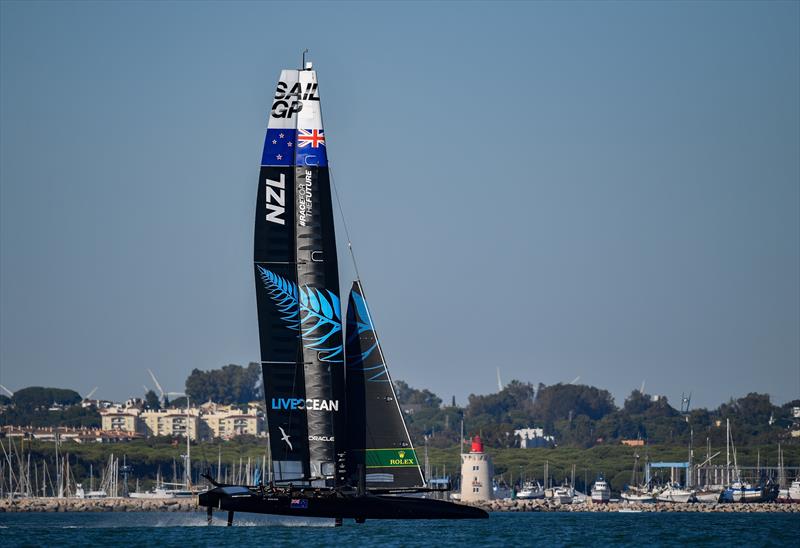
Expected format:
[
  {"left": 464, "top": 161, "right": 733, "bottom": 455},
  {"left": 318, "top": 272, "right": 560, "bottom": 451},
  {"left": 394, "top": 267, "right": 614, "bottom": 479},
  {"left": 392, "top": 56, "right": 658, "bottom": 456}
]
[{"left": 460, "top": 435, "right": 493, "bottom": 502}]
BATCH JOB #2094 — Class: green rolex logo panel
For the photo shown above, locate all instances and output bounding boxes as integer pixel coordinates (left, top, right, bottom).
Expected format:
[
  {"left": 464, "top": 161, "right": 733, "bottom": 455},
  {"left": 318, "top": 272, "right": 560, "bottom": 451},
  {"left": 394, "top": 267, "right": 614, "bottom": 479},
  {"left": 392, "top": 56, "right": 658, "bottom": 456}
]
[{"left": 365, "top": 448, "right": 419, "bottom": 468}]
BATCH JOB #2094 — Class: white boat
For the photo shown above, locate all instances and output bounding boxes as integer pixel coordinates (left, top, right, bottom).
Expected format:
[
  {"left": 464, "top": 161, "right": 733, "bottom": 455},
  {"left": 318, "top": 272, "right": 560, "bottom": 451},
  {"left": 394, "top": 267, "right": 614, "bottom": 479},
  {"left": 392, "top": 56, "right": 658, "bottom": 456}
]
[
  {"left": 571, "top": 490, "right": 588, "bottom": 504},
  {"left": 516, "top": 481, "right": 545, "bottom": 500},
  {"left": 777, "top": 479, "right": 800, "bottom": 503},
  {"left": 656, "top": 485, "right": 693, "bottom": 503},
  {"left": 621, "top": 488, "right": 654, "bottom": 503},
  {"left": 722, "top": 482, "right": 763, "bottom": 503},
  {"left": 693, "top": 488, "right": 723, "bottom": 503},
  {"left": 129, "top": 481, "right": 194, "bottom": 499},
  {"left": 591, "top": 475, "right": 611, "bottom": 503},
  {"left": 549, "top": 485, "right": 574, "bottom": 504},
  {"left": 75, "top": 484, "right": 108, "bottom": 499},
  {"left": 620, "top": 453, "right": 653, "bottom": 503}
]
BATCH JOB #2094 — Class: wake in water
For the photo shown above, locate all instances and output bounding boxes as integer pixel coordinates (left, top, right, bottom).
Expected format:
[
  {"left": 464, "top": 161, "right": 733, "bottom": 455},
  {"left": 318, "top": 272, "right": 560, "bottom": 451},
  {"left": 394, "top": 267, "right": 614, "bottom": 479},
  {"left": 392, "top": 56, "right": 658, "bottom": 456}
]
[
  {"left": 2, "top": 512, "right": 335, "bottom": 529},
  {"left": 168, "top": 513, "right": 335, "bottom": 528}
]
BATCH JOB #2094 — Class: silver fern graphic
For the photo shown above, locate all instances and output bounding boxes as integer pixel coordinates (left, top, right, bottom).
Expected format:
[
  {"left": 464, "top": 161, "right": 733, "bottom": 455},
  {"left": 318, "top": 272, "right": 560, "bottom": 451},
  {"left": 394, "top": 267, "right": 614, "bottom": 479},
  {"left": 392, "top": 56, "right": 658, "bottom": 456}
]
[{"left": 257, "top": 267, "right": 343, "bottom": 362}]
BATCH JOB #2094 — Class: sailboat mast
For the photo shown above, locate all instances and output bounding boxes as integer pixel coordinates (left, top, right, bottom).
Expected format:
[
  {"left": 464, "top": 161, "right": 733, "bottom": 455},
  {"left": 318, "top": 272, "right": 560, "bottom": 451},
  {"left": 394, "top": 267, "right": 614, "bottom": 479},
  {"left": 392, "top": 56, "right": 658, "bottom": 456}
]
[
  {"left": 726, "top": 418, "right": 730, "bottom": 485},
  {"left": 186, "top": 397, "right": 191, "bottom": 489}
]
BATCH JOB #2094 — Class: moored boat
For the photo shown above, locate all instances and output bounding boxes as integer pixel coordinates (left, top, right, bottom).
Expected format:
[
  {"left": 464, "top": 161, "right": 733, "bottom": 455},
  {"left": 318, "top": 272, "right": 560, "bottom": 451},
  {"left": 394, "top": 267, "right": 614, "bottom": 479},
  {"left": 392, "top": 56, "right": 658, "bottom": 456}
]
[
  {"left": 549, "top": 485, "right": 575, "bottom": 504},
  {"left": 621, "top": 487, "right": 654, "bottom": 503},
  {"left": 721, "top": 482, "right": 763, "bottom": 503},
  {"left": 692, "top": 488, "right": 723, "bottom": 503},
  {"left": 591, "top": 475, "right": 611, "bottom": 503},
  {"left": 75, "top": 484, "right": 107, "bottom": 499},
  {"left": 777, "top": 480, "right": 800, "bottom": 503},
  {"left": 656, "top": 484, "right": 693, "bottom": 503},
  {"left": 516, "top": 480, "right": 545, "bottom": 500},
  {"left": 621, "top": 452, "right": 653, "bottom": 503}
]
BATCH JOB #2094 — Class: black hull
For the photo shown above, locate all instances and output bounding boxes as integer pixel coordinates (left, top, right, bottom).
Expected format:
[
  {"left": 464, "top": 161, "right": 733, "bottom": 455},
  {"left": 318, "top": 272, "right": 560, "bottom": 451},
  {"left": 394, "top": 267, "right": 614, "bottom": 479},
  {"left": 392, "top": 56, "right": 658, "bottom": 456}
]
[{"left": 199, "top": 486, "right": 488, "bottom": 520}]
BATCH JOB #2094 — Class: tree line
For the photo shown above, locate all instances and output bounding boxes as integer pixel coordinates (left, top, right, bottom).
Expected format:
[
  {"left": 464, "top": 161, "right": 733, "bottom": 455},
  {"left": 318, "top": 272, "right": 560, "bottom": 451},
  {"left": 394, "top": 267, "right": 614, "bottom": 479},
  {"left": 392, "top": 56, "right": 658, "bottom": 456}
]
[
  {"left": 399, "top": 379, "right": 799, "bottom": 449},
  {"left": 2, "top": 367, "right": 797, "bottom": 450}
]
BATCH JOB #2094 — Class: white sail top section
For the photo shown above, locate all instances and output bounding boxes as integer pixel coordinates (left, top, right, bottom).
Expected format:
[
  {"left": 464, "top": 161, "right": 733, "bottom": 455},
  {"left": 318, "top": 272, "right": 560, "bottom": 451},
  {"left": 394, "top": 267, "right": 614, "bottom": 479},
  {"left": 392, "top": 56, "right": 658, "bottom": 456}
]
[
  {"left": 261, "top": 69, "right": 326, "bottom": 167},
  {"left": 268, "top": 69, "right": 300, "bottom": 130},
  {"left": 297, "top": 70, "right": 323, "bottom": 130}
]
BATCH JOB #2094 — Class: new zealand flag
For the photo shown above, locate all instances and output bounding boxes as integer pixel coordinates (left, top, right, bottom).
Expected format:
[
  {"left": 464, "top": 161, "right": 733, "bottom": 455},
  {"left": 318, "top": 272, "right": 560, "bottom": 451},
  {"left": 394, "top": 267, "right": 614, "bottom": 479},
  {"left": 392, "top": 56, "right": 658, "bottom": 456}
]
[
  {"left": 261, "top": 128, "right": 297, "bottom": 166},
  {"left": 295, "top": 128, "right": 328, "bottom": 167}
]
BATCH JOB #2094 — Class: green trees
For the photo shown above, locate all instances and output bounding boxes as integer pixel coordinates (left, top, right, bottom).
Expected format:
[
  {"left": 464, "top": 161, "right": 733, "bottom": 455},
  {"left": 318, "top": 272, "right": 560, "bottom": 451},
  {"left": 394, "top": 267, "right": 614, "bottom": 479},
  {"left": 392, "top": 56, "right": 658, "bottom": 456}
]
[
  {"left": 184, "top": 363, "right": 262, "bottom": 405},
  {"left": 394, "top": 380, "right": 442, "bottom": 408},
  {"left": 12, "top": 387, "right": 82, "bottom": 410},
  {"left": 144, "top": 390, "right": 161, "bottom": 410},
  {"left": 394, "top": 380, "right": 797, "bottom": 449}
]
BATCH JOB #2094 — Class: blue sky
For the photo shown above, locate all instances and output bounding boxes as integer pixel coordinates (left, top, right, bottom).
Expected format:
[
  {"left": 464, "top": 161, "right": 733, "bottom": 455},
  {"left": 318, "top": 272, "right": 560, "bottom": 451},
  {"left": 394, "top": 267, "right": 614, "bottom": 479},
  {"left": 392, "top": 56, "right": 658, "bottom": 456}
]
[{"left": 1, "top": 1, "right": 798, "bottom": 409}]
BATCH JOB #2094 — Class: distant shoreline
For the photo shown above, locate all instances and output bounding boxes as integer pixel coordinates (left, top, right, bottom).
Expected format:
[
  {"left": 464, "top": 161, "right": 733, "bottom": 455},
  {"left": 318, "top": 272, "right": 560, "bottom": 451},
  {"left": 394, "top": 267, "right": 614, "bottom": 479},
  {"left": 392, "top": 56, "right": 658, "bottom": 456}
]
[{"left": 1, "top": 497, "right": 798, "bottom": 514}]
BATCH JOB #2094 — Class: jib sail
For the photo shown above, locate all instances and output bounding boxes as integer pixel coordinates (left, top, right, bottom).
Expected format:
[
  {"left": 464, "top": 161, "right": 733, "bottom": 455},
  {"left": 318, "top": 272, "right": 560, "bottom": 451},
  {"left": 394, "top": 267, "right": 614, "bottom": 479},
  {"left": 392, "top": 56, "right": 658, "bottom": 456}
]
[
  {"left": 345, "top": 281, "right": 425, "bottom": 489},
  {"left": 255, "top": 67, "right": 344, "bottom": 484}
]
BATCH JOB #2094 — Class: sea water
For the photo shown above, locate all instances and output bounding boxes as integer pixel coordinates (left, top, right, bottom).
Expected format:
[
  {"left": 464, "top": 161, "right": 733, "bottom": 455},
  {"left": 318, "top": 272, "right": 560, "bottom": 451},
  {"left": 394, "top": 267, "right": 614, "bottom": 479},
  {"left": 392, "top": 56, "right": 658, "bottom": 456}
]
[{"left": 0, "top": 511, "right": 797, "bottom": 547}]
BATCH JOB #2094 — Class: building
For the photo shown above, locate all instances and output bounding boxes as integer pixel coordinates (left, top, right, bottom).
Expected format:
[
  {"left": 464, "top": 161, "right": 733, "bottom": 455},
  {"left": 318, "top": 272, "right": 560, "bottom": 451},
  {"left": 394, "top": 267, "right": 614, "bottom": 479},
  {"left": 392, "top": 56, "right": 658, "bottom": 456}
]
[
  {"left": 514, "top": 427, "right": 556, "bottom": 448},
  {"left": 100, "top": 407, "right": 143, "bottom": 434},
  {"left": 621, "top": 439, "right": 646, "bottom": 447},
  {"left": 1, "top": 425, "right": 142, "bottom": 443},
  {"left": 141, "top": 409, "right": 201, "bottom": 440},
  {"left": 460, "top": 435, "right": 493, "bottom": 502},
  {"left": 99, "top": 402, "right": 264, "bottom": 441},
  {"left": 198, "top": 402, "right": 263, "bottom": 439}
]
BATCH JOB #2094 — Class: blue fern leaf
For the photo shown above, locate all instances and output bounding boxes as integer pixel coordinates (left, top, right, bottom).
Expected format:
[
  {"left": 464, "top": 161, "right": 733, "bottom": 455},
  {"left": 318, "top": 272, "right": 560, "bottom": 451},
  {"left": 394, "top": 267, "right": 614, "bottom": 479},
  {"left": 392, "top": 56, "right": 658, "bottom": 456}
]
[
  {"left": 346, "top": 290, "right": 387, "bottom": 381},
  {"left": 257, "top": 266, "right": 343, "bottom": 362},
  {"left": 257, "top": 267, "right": 300, "bottom": 328},
  {"left": 330, "top": 293, "right": 341, "bottom": 321}
]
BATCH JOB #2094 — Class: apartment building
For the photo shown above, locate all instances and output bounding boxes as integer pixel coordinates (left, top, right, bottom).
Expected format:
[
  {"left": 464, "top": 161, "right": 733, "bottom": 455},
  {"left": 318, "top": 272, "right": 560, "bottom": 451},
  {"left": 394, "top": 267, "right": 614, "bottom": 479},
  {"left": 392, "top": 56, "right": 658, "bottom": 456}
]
[{"left": 99, "top": 402, "right": 263, "bottom": 441}]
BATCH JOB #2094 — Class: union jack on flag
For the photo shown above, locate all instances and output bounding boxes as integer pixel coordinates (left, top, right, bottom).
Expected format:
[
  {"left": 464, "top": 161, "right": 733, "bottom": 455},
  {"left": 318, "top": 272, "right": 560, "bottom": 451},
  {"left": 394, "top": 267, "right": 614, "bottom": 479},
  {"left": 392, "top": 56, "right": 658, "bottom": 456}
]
[
  {"left": 290, "top": 498, "right": 309, "bottom": 509},
  {"left": 297, "top": 128, "right": 325, "bottom": 148}
]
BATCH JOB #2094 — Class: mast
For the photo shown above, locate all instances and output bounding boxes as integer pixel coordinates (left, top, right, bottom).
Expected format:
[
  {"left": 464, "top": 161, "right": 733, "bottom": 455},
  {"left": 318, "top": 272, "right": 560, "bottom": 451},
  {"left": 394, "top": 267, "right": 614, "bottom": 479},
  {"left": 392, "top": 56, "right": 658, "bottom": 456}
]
[
  {"left": 726, "top": 418, "right": 730, "bottom": 485},
  {"left": 255, "top": 63, "right": 343, "bottom": 485},
  {"left": 185, "top": 396, "right": 191, "bottom": 489}
]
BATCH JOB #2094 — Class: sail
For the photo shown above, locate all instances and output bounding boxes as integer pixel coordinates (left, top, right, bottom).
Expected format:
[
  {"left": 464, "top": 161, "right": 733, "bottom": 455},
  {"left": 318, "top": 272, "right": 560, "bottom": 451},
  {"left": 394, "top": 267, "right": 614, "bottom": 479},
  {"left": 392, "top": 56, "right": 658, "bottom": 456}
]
[
  {"left": 345, "top": 281, "right": 425, "bottom": 489},
  {"left": 254, "top": 67, "right": 344, "bottom": 484}
]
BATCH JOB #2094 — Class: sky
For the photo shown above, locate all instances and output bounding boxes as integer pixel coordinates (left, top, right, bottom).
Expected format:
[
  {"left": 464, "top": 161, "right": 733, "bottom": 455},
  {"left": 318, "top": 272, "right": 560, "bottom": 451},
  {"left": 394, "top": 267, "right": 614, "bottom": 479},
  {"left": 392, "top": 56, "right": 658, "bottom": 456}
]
[{"left": 1, "top": 1, "right": 798, "bottom": 410}]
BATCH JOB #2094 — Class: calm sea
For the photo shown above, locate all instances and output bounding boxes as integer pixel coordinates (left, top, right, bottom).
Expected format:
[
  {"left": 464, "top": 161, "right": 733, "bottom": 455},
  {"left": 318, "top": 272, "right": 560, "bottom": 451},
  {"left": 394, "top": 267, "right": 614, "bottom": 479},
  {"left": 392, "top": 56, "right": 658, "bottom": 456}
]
[{"left": 0, "top": 511, "right": 797, "bottom": 547}]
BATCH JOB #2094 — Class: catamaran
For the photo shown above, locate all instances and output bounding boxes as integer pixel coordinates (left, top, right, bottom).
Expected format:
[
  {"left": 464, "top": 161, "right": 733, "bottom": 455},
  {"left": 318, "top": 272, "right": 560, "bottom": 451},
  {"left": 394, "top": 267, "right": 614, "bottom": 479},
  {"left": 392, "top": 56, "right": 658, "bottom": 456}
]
[{"left": 198, "top": 59, "right": 487, "bottom": 525}]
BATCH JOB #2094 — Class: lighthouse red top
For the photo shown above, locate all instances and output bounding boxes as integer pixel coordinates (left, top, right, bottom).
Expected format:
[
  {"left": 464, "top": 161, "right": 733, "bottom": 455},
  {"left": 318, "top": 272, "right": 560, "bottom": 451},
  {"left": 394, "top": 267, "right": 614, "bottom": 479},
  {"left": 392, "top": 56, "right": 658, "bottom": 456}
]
[{"left": 470, "top": 435, "right": 484, "bottom": 453}]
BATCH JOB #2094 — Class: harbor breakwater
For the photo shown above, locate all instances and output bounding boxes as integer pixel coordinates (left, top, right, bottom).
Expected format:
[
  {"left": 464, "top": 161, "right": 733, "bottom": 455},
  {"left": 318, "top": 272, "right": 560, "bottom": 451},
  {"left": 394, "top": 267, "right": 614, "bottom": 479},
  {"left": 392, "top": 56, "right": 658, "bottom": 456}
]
[
  {"left": 1, "top": 497, "right": 798, "bottom": 513},
  {"left": 0, "top": 497, "right": 197, "bottom": 513}
]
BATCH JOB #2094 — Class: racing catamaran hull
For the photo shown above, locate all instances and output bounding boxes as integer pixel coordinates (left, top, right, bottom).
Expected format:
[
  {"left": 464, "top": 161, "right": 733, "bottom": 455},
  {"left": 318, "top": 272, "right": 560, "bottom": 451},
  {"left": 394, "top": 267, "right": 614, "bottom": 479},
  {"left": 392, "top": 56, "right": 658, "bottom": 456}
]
[{"left": 199, "top": 486, "right": 488, "bottom": 520}]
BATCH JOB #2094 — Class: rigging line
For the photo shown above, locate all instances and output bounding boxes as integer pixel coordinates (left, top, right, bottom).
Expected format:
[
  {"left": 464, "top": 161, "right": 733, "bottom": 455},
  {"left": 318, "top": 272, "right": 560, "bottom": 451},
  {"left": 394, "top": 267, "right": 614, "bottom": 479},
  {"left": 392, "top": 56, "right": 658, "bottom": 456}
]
[
  {"left": 328, "top": 165, "right": 362, "bottom": 282},
  {"left": 313, "top": 67, "right": 360, "bottom": 282}
]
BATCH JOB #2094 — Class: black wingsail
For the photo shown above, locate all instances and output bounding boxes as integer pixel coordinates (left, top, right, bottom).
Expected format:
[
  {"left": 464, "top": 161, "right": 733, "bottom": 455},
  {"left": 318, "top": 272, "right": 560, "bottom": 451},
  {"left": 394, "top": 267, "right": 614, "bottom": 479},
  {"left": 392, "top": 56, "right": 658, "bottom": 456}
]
[
  {"left": 345, "top": 281, "right": 425, "bottom": 489},
  {"left": 200, "top": 60, "right": 490, "bottom": 520},
  {"left": 255, "top": 68, "right": 344, "bottom": 485}
]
